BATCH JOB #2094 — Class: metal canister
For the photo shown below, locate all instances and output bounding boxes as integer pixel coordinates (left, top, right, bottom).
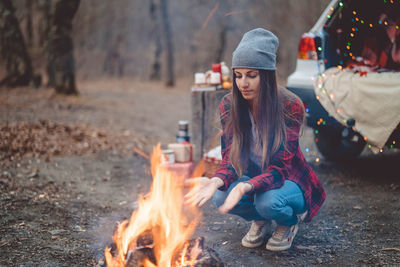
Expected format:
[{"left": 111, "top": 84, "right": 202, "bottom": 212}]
[
  {"left": 178, "top": 120, "right": 189, "bottom": 136},
  {"left": 161, "top": 149, "right": 175, "bottom": 164},
  {"left": 176, "top": 135, "right": 190, "bottom": 143},
  {"left": 177, "top": 120, "right": 189, "bottom": 143}
]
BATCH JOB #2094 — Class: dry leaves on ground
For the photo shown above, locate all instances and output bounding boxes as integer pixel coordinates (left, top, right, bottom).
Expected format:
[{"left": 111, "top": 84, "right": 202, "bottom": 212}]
[{"left": 0, "top": 120, "right": 136, "bottom": 167}]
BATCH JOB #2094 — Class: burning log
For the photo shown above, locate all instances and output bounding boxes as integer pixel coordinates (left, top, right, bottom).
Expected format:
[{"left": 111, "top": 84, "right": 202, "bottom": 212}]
[
  {"left": 175, "top": 237, "right": 224, "bottom": 267},
  {"left": 106, "top": 236, "right": 223, "bottom": 267},
  {"left": 125, "top": 247, "right": 156, "bottom": 267},
  {"left": 105, "top": 230, "right": 156, "bottom": 267},
  {"left": 126, "top": 230, "right": 157, "bottom": 266}
]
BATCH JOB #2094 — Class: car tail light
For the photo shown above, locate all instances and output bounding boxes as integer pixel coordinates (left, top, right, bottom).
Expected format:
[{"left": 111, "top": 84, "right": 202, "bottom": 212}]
[{"left": 297, "top": 34, "right": 318, "bottom": 60}]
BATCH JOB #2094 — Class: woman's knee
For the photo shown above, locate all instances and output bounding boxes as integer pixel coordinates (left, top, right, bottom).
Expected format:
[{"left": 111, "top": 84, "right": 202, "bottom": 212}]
[{"left": 254, "top": 192, "right": 284, "bottom": 219}]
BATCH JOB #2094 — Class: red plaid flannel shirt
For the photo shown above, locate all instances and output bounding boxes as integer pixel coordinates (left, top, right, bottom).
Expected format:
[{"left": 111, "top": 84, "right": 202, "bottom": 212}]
[{"left": 213, "top": 93, "right": 326, "bottom": 222}]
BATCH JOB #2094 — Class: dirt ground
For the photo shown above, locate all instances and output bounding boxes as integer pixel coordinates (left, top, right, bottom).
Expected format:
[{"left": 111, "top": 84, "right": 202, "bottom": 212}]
[{"left": 1, "top": 79, "right": 400, "bottom": 267}]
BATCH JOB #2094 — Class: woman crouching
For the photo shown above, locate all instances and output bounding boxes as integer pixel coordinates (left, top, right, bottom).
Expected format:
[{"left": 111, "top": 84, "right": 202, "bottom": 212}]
[{"left": 185, "top": 28, "right": 326, "bottom": 251}]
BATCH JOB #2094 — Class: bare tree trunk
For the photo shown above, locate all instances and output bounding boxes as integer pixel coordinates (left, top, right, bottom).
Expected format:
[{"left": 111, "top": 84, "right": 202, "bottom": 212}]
[
  {"left": 215, "top": 26, "right": 227, "bottom": 63},
  {"left": 0, "top": 0, "right": 33, "bottom": 87},
  {"left": 40, "top": 0, "right": 55, "bottom": 87},
  {"left": 103, "top": 34, "right": 124, "bottom": 77},
  {"left": 25, "top": 0, "right": 33, "bottom": 47},
  {"left": 42, "top": 0, "right": 55, "bottom": 86},
  {"left": 160, "top": 0, "right": 174, "bottom": 87},
  {"left": 38, "top": 0, "right": 50, "bottom": 48},
  {"left": 149, "top": 0, "right": 162, "bottom": 81},
  {"left": 46, "top": 0, "right": 80, "bottom": 94},
  {"left": 215, "top": 1, "right": 232, "bottom": 63}
]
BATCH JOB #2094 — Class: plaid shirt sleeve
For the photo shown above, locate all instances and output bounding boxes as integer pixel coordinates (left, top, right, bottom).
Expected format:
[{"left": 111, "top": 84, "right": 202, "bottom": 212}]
[
  {"left": 245, "top": 98, "right": 304, "bottom": 194},
  {"left": 213, "top": 93, "right": 238, "bottom": 190}
]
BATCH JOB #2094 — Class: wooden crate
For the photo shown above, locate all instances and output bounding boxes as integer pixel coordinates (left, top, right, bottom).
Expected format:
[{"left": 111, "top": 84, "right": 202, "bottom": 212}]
[{"left": 191, "top": 87, "right": 229, "bottom": 162}]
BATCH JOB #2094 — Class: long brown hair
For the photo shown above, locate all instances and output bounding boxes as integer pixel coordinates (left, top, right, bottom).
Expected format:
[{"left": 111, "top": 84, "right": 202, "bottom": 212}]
[{"left": 226, "top": 69, "right": 303, "bottom": 177}]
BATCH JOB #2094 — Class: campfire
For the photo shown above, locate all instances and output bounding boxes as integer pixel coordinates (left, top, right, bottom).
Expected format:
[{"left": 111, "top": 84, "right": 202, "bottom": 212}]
[{"left": 104, "top": 144, "right": 223, "bottom": 267}]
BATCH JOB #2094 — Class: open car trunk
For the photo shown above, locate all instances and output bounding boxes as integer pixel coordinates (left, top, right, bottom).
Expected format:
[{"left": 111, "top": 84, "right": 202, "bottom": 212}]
[
  {"left": 313, "top": 0, "right": 400, "bottom": 151},
  {"left": 322, "top": 0, "right": 400, "bottom": 71}
]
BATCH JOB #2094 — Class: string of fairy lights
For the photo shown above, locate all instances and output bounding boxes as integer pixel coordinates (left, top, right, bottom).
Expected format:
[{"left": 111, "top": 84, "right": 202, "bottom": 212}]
[
  {"left": 344, "top": 3, "right": 400, "bottom": 62},
  {"left": 322, "top": 0, "right": 400, "bottom": 65},
  {"left": 305, "top": 0, "right": 400, "bottom": 160}
]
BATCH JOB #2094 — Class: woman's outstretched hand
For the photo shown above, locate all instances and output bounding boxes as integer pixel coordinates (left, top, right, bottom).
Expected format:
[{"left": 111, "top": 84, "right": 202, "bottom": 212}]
[
  {"left": 184, "top": 177, "right": 224, "bottom": 207},
  {"left": 218, "top": 182, "right": 253, "bottom": 214}
]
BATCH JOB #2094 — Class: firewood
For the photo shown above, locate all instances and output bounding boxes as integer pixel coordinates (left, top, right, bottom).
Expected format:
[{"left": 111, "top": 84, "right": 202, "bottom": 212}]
[{"left": 109, "top": 235, "right": 224, "bottom": 267}]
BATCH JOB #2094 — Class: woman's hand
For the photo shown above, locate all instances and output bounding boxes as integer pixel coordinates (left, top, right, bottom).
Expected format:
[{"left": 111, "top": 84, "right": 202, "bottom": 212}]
[
  {"left": 218, "top": 182, "right": 253, "bottom": 214},
  {"left": 184, "top": 177, "right": 224, "bottom": 207}
]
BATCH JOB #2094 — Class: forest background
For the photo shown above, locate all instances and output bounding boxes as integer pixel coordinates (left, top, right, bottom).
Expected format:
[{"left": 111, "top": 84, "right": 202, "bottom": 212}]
[
  {"left": 1, "top": 0, "right": 331, "bottom": 92},
  {"left": 3, "top": 2, "right": 400, "bottom": 266}
]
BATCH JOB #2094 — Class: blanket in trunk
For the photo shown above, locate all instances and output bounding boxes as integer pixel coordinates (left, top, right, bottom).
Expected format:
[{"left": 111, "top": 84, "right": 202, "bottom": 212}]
[{"left": 314, "top": 67, "right": 400, "bottom": 148}]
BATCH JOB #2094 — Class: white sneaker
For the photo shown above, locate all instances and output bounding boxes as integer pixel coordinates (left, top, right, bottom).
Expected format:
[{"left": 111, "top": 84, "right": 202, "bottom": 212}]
[
  {"left": 265, "top": 211, "right": 307, "bottom": 251},
  {"left": 266, "top": 224, "right": 298, "bottom": 251},
  {"left": 241, "top": 220, "right": 269, "bottom": 248}
]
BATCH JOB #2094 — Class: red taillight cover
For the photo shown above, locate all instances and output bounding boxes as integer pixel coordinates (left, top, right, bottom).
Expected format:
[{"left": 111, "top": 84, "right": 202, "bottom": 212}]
[{"left": 298, "top": 34, "right": 318, "bottom": 60}]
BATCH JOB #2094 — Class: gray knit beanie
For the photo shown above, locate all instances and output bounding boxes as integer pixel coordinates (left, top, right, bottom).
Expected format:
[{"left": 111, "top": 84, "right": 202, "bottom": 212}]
[{"left": 232, "top": 28, "right": 279, "bottom": 70}]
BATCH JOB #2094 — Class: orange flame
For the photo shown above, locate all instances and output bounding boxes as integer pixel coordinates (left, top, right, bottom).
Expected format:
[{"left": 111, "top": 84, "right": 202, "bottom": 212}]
[{"left": 105, "top": 144, "right": 201, "bottom": 266}]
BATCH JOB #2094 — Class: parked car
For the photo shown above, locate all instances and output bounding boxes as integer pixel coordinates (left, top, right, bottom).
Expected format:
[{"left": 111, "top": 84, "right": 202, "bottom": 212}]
[{"left": 286, "top": 0, "right": 400, "bottom": 160}]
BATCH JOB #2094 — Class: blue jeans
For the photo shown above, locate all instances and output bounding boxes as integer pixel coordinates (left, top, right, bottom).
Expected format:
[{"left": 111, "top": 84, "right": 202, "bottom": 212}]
[{"left": 212, "top": 176, "right": 306, "bottom": 226}]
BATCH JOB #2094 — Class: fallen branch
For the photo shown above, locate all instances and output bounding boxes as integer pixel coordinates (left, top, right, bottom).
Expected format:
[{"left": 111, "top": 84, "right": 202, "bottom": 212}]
[
  {"left": 201, "top": 2, "right": 219, "bottom": 30},
  {"left": 134, "top": 148, "right": 150, "bottom": 160},
  {"left": 379, "top": 247, "right": 400, "bottom": 252}
]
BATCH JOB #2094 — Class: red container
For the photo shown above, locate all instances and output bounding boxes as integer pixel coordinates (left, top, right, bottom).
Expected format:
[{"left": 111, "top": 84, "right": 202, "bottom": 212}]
[
  {"left": 212, "top": 63, "right": 221, "bottom": 73},
  {"left": 212, "top": 64, "right": 222, "bottom": 83}
]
